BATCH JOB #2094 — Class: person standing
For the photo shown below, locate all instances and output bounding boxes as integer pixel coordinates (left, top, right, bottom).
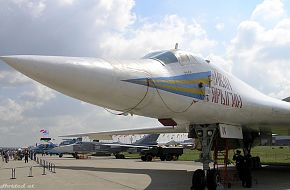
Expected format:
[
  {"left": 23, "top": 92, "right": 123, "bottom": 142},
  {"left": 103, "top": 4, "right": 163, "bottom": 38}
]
[
  {"left": 1, "top": 151, "right": 4, "bottom": 162},
  {"left": 24, "top": 150, "right": 29, "bottom": 163},
  {"left": 233, "top": 150, "right": 246, "bottom": 187},
  {"left": 244, "top": 153, "right": 253, "bottom": 188},
  {"left": 9, "top": 151, "right": 13, "bottom": 160},
  {"left": 4, "top": 151, "right": 9, "bottom": 163},
  {"left": 33, "top": 152, "right": 36, "bottom": 161}
]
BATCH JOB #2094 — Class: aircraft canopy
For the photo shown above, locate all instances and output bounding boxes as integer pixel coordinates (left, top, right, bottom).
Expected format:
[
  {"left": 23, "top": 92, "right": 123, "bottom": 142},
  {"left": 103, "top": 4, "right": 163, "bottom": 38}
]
[{"left": 143, "top": 50, "right": 202, "bottom": 65}]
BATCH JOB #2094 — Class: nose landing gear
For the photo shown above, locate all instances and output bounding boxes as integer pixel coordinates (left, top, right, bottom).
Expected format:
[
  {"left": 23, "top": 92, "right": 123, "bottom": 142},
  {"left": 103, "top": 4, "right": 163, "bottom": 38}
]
[{"left": 190, "top": 124, "right": 219, "bottom": 190}]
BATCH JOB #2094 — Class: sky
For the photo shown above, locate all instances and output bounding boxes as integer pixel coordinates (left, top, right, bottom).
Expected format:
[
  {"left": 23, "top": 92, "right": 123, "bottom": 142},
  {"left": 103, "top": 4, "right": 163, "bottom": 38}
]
[{"left": 1, "top": 0, "right": 290, "bottom": 146}]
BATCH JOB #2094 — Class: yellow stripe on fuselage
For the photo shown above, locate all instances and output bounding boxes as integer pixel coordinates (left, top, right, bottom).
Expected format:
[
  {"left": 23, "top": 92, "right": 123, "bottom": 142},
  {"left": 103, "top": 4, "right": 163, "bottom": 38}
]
[
  {"left": 153, "top": 77, "right": 210, "bottom": 85},
  {"left": 153, "top": 83, "right": 205, "bottom": 95}
]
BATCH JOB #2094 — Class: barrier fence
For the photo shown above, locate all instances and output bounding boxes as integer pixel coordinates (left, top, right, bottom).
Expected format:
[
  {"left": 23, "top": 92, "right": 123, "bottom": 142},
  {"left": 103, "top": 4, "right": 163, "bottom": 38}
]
[
  {"left": 10, "top": 168, "right": 16, "bottom": 179},
  {"left": 4, "top": 156, "right": 56, "bottom": 180},
  {"left": 9, "top": 167, "right": 33, "bottom": 180},
  {"left": 37, "top": 157, "right": 56, "bottom": 174}
]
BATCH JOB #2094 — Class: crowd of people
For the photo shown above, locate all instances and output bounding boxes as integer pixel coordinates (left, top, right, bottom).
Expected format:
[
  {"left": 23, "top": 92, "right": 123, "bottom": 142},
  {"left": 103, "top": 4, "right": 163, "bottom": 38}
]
[{"left": 1, "top": 149, "right": 35, "bottom": 163}]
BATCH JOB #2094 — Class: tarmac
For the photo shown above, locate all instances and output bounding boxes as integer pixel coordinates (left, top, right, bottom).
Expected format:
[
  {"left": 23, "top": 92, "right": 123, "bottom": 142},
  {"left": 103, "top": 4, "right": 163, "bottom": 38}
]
[{"left": 0, "top": 155, "right": 290, "bottom": 190}]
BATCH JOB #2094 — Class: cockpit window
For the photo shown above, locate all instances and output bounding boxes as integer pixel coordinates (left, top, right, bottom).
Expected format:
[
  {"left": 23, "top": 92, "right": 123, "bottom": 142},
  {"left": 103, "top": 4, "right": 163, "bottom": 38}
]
[
  {"left": 143, "top": 50, "right": 202, "bottom": 65},
  {"left": 175, "top": 51, "right": 200, "bottom": 65},
  {"left": 178, "top": 54, "right": 191, "bottom": 65},
  {"left": 143, "top": 51, "right": 178, "bottom": 64},
  {"left": 154, "top": 51, "right": 179, "bottom": 64},
  {"left": 142, "top": 51, "right": 164, "bottom": 59}
]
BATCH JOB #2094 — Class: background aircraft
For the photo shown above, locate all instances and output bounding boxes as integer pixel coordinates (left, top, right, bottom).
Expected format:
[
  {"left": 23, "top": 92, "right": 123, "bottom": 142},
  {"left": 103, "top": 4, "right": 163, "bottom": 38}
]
[
  {"left": 2, "top": 45, "right": 290, "bottom": 190},
  {"left": 53, "top": 134, "right": 160, "bottom": 159},
  {"left": 30, "top": 142, "right": 59, "bottom": 155}
]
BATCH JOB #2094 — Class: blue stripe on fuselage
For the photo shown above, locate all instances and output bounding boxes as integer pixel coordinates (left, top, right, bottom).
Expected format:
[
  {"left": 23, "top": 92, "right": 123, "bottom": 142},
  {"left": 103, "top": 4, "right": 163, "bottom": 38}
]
[{"left": 123, "top": 71, "right": 210, "bottom": 100}]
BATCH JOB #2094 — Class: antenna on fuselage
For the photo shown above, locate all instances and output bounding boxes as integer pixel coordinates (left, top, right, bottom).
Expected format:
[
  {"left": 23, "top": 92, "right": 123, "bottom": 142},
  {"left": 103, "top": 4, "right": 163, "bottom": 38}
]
[{"left": 174, "top": 43, "right": 179, "bottom": 49}]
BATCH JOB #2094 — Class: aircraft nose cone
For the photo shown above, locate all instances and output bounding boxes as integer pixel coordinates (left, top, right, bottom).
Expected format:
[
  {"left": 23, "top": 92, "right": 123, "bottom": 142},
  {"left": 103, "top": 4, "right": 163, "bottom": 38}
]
[
  {"left": 0, "top": 55, "right": 117, "bottom": 106},
  {"left": 0, "top": 55, "right": 17, "bottom": 64},
  {"left": 1, "top": 55, "right": 37, "bottom": 73},
  {"left": 1, "top": 56, "right": 15, "bottom": 65},
  {"left": 1, "top": 55, "right": 23, "bottom": 68}
]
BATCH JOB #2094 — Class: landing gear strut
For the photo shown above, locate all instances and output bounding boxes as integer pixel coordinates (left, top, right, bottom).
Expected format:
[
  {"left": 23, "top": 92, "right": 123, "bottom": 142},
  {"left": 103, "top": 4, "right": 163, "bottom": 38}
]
[{"left": 190, "top": 124, "right": 219, "bottom": 190}]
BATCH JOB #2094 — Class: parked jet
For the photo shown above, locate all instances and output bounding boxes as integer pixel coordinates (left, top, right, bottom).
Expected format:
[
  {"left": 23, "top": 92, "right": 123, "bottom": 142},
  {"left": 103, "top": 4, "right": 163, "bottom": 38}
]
[
  {"left": 53, "top": 134, "right": 160, "bottom": 159},
  {"left": 2, "top": 44, "right": 290, "bottom": 189},
  {"left": 30, "top": 142, "right": 59, "bottom": 155}
]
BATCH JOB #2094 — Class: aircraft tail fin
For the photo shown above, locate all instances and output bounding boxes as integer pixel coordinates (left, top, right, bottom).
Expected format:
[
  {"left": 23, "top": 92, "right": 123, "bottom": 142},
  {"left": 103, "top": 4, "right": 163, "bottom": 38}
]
[
  {"left": 282, "top": 96, "right": 290, "bottom": 102},
  {"left": 134, "top": 134, "right": 160, "bottom": 146}
]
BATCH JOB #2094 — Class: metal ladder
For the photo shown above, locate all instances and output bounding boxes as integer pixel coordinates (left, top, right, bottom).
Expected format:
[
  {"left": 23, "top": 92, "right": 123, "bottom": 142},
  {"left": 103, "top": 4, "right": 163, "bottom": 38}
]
[{"left": 213, "top": 138, "right": 230, "bottom": 186}]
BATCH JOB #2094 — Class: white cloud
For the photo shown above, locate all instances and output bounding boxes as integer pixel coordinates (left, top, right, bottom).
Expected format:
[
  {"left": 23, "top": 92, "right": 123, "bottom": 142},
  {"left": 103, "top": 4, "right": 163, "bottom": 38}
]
[
  {"left": 0, "top": 71, "right": 31, "bottom": 86},
  {"left": 100, "top": 15, "right": 217, "bottom": 59},
  {"left": 230, "top": 21, "right": 263, "bottom": 51},
  {"left": 0, "top": 0, "right": 138, "bottom": 57},
  {"left": 0, "top": 99, "right": 23, "bottom": 122},
  {"left": 206, "top": 54, "right": 232, "bottom": 73},
  {"left": 57, "top": 0, "right": 75, "bottom": 6},
  {"left": 21, "top": 82, "right": 56, "bottom": 102},
  {"left": 12, "top": 0, "right": 46, "bottom": 18},
  {"left": 228, "top": 0, "right": 290, "bottom": 98},
  {"left": 19, "top": 82, "right": 56, "bottom": 109},
  {"left": 251, "top": 0, "right": 286, "bottom": 25},
  {"left": 0, "top": 70, "right": 56, "bottom": 111},
  {"left": 94, "top": 0, "right": 136, "bottom": 31},
  {"left": 215, "top": 22, "right": 224, "bottom": 31}
]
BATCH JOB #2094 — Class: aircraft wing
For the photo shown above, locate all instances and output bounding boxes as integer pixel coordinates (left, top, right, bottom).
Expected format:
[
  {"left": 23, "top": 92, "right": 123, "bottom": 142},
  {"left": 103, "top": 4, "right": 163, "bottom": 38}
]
[
  {"left": 101, "top": 143, "right": 153, "bottom": 148},
  {"left": 60, "top": 126, "right": 185, "bottom": 140}
]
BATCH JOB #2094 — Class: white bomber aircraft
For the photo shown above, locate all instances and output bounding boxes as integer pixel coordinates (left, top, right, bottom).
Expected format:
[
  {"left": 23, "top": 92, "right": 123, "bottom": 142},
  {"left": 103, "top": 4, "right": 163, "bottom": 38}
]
[{"left": 1, "top": 44, "right": 290, "bottom": 189}]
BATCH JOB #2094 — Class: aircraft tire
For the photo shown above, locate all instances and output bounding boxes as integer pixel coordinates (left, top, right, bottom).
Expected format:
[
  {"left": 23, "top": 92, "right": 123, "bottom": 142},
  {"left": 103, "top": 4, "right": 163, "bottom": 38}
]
[
  {"left": 160, "top": 156, "right": 165, "bottom": 161},
  {"left": 172, "top": 154, "right": 179, "bottom": 161},
  {"left": 59, "top": 154, "right": 63, "bottom": 158},
  {"left": 146, "top": 155, "right": 153, "bottom": 162},
  {"left": 191, "top": 169, "right": 206, "bottom": 190},
  {"left": 115, "top": 154, "right": 121, "bottom": 159},
  {"left": 74, "top": 153, "right": 79, "bottom": 159},
  {"left": 165, "top": 154, "right": 173, "bottom": 161},
  {"left": 141, "top": 156, "right": 146, "bottom": 161},
  {"left": 206, "top": 169, "right": 217, "bottom": 190}
]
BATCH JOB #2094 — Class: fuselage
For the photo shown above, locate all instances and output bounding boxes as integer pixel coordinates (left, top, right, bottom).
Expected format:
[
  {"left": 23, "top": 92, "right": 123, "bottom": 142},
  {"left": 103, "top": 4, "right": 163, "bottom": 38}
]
[
  {"left": 53, "top": 141, "right": 114, "bottom": 154},
  {"left": 1, "top": 49, "right": 290, "bottom": 132}
]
